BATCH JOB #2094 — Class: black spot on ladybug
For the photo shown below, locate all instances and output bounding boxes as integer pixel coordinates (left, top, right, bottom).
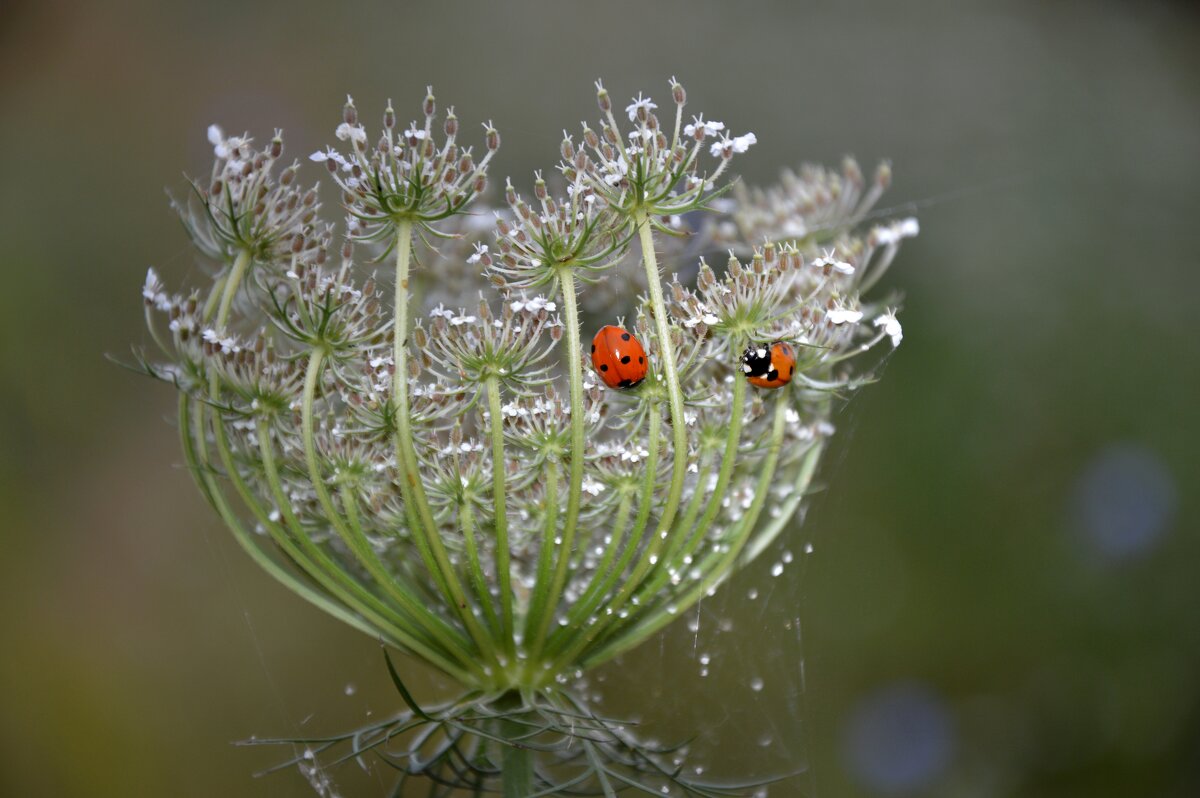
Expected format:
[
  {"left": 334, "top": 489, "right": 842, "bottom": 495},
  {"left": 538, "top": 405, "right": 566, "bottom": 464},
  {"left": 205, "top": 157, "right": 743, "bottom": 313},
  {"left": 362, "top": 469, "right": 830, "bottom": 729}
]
[
  {"left": 591, "top": 344, "right": 595, "bottom": 352},
  {"left": 600, "top": 364, "right": 608, "bottom": 372},
  {"left": 618, "top": 378, "right": 632, "bottom": 388},
  {"left": 621, "top": 332, "right": 631, "bottom": 341},
  {"left": 621, "top": 355, "right": 631, "bottom": 364},
  {"left": 767, "top": 369, "right": 778, "bottom": 381},
  {"left": 638, "top": 356, "right": 644, "bottom": 364}
]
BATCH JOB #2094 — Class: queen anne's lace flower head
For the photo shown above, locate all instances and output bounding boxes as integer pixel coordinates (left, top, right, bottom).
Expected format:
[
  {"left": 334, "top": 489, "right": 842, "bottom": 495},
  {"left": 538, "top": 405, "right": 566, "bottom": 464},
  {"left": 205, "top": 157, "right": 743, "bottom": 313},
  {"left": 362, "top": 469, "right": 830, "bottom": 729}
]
[{"left": 133, "top": 79, "right": 915, "bottom": 795}]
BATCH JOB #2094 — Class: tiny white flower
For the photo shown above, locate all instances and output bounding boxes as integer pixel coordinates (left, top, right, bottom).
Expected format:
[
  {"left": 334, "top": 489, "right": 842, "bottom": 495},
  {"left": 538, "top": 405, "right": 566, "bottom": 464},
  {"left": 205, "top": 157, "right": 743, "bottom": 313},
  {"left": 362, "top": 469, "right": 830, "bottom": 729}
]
[
  {"left": 625, "top": 93, "right": 657, "bottom": 122},
  {"left": 731, "top": 132, "right": 757, "bottom": 153},
  {"left": 467, "top": 244, "right": 489, "bottom": 265},
  {"left": 813, "top": 250, "right": 855, "bottom": 275},
  {"left": 683, "top": 116, "right": 725, "bottom": 137},
  {"left": 827, "top": 308, "right": 863, "bottom": 325},
  {"left": 403, "top": 126, "right": 428, "bottom": 141},
  {"left": 874, "top": 311, "right": 903, "bottom": 347},
  {"left": 335, "top": 123, "right": 367, "bottom": 145}
]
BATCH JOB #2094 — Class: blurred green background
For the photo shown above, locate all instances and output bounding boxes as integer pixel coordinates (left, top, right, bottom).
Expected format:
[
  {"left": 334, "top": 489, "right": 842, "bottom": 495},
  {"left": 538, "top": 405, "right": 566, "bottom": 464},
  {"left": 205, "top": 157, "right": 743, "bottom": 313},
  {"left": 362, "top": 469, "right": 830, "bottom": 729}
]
[{"left": 2, "top": 0, "right": 1198, "bottom": 795}]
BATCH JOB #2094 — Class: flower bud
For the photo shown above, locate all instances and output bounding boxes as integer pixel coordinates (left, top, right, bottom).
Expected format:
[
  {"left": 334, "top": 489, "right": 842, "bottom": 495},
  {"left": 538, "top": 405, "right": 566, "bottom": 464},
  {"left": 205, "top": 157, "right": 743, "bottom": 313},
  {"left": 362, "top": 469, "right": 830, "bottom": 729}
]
[
  {"left": 875, "top": 160, "right": 892, "bottom": 189},
  {"left": 485, "top": 124, "right": 500, "bottom": 152},
  {"left": 595, "top": 82, "right": 611, "bottom": 113},
  {"left": 423, "top": 87, "right": 436, "bottom": 119},
  {"left": 269, "top": 134, "right": 283, "bottom": 160},
  {"left": 671, "top": 78, "right": 686, "bottom": 106},
  {"left": 343, "top": 96, "right": 357, "bottom": 126},
  {"left": 383, "top": 102, "right": 395, "bottom": 130},
  {"left": 444, "top": 110, "right": 458, "bottom": 138}
]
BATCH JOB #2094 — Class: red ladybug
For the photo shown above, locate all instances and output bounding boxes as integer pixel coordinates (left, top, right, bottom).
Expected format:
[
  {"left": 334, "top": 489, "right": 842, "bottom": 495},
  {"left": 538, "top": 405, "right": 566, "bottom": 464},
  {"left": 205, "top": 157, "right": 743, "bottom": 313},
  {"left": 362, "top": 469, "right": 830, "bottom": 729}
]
[
  {"left": 741, "top": 341, "right": 796, "bottom": 389},
  {"left": 591, "top": 325, "right": 648, "bottom": 389}
]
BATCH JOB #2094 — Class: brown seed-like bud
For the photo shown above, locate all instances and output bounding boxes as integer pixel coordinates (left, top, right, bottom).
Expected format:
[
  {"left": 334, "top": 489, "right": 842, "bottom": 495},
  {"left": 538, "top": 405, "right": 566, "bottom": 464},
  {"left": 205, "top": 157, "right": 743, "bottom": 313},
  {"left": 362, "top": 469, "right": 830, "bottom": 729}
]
[
  {"left": 384, "top": 102, "right": 395, "bottom": 130},
  {"left": 583, "top": 125, "right": 600, "bottom": 150},
  {"left": 485, "top": 124, "right": 500, "bottom": 152},
  {"left": 423, "top": 87, "right": 435, "bottom": 118},
  {"left": 343, "top": 96, "right": 357, "bottom": 126},
  {"left": 281, "top": 165, "right": 297, "bottom": 186},
  {"left": 671, "top": 79, "right": 686, "bottom": 106},
  {"left": 534, "top": 177, "right": 547, "bottom": 201},
  {"left": 596, "top": 82, "right": 611, "bottom": 113},
  {"left": 473, "top": 174, "right": 487, "bottom": 194},
  {"left": 210, "top": 179, "right": 223, "bottom": 196},
  {"left": 560, "top": 136, "right": 574, "bottom": 161},
  {"left": 269, "top": 136, "right": 283, "bottom": 159},
  {"left": 444, "top": 111, "right": 458, "bottom": 138}
]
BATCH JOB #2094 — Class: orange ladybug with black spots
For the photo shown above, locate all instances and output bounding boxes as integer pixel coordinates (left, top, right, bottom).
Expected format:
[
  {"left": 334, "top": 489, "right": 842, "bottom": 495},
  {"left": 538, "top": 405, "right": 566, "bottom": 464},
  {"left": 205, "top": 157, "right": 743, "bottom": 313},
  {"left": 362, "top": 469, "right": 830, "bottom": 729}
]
[{"left": 591, "top": 325, "right": 648, "bottom": 389}]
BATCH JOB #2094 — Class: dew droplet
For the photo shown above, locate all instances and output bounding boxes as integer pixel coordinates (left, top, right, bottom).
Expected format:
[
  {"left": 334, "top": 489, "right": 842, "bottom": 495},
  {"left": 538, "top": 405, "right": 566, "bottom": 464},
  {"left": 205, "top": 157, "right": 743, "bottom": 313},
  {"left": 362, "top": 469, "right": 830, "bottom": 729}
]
[
  {"left": 750, "top": 677, "right": 764, "bottom": 692},
  {"left": 343, "top": 683, "right": 356, "bottom": 696}
]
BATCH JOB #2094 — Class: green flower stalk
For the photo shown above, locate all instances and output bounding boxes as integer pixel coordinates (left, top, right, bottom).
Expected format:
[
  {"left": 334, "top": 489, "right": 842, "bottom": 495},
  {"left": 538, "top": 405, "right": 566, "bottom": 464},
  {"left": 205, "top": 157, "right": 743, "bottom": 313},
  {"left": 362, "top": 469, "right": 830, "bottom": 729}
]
[{"left": 135, "top": 79, "right": 916, "bottom": 796}]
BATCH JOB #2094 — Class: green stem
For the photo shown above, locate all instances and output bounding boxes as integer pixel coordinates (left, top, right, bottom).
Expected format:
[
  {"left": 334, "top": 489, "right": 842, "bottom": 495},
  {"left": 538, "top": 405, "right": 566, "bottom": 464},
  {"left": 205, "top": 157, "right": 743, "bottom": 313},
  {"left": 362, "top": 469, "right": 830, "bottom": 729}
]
[
  {"left": 252, "top": 415, "right": 478, "bottom": 681},
  {"left": 627, "top": 358, "right": 747, "bottom": 609},
  {"left": 634, "top": 209, "right": 689, "bottom": 544},
  {"left": 214, "top": 250, "right": 251, "bottom": 329},
  {"left": 179, "top": 396, "right": 402, "bottom": 650},
  {"left": 485, "top": 376, "right": 516, "bottom": 659},
  {"left": 300, "top": 348, "right": 476, "bottom": 667},
  {"left": 497, "top": 693, "right": 534, "bottom": 798},
  {"left": 458, "top": 499, "right": 501, "bottom": 636},
  {"left": 542, "top": 408, "right": 662, "bottom": 677},
  {"left": 548, "top": 488, "right": 633, "bottom": 645},
  {"left": 582, "top": 396, "right": 796, "bottom": 668},
  {"left": 523, "top": 456, "right": 559, "bottom": 674},
  {"left": 390, "top": 221, "right": 500, "bottom": 677},
  {"left": 524, "top": 272, "right": 585, "bottom": 662}
]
